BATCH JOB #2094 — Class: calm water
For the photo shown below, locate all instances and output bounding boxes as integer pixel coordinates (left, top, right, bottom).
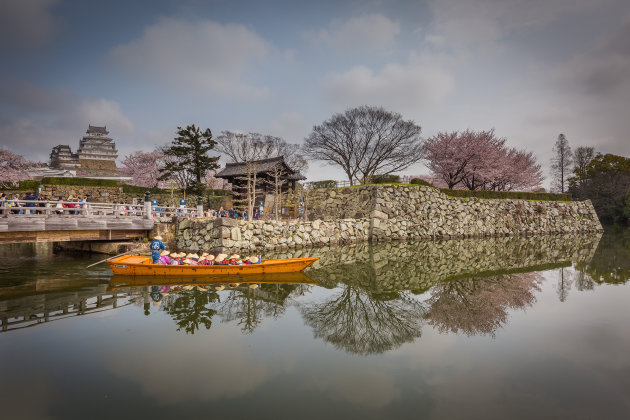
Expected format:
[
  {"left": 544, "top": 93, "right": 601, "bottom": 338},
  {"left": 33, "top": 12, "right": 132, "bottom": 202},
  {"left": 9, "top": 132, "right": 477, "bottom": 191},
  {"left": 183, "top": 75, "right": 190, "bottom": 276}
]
[{"left": 1, "top": 232, "right": 629, "bottom": 419}]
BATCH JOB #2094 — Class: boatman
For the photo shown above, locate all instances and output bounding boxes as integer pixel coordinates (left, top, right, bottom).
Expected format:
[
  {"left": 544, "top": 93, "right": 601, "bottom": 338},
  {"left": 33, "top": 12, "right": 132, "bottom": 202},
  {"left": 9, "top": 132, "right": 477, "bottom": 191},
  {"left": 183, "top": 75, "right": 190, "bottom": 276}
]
[{"left": 150, "top": 235, "right": 166, "bottom": 264}]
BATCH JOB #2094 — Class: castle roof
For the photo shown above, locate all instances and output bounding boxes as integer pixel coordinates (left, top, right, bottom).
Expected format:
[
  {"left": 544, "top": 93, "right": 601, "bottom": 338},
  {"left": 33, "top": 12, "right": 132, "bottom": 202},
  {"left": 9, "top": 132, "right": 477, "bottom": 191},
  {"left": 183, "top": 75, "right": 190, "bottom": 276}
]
[
  {"left": 215, "top": 156, "right": 306, "bottom": 180},
  {"left": 87, "top": 125, "right": 109, "bottom": 135}
]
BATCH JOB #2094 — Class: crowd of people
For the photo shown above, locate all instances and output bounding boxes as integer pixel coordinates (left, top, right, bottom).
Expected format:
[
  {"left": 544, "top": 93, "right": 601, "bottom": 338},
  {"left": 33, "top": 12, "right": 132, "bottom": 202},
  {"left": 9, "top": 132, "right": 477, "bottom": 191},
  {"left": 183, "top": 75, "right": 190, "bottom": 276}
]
[
  {"left": 149, "top": 235, "right": 260, "bottom": 266},
  {"left": 0, "top": 193, "right": 269, "bottom": 220},
  {"left": 0, "top": 192, "right": 88, "bottom": 215},
  {"left": 203, "top": 206, "right": 263, "bottom": 220},
  {"left": 156, "top": 251, "right": 261, "bottom": 266}
]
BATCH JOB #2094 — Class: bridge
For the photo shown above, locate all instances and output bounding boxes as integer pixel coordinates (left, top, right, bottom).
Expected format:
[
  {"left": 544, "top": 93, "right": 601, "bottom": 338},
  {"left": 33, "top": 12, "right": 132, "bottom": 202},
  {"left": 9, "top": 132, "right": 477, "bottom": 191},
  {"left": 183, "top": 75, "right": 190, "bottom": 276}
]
[{"left": 0, "top": 199, "right": 201, "bottom": 244}]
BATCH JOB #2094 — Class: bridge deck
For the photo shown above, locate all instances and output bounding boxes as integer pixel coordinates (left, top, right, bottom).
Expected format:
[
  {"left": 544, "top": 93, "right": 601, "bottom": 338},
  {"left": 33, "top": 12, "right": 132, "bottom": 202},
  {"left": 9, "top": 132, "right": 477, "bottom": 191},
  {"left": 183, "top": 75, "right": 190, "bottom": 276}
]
[{"left": 0, "top": 216, "right": 154, "bottom": 244}]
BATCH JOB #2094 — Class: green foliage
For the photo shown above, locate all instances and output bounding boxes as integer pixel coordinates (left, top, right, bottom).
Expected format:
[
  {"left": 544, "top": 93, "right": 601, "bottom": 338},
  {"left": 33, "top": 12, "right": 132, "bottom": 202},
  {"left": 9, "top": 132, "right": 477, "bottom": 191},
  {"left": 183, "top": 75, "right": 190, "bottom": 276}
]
[
  {"left": 40, "top": 177, "right": 119, "bottom": 187},
  {"left": 569, "top": 153, "right": 630, "bottom": 224},
  {"left": 410, "top": 178, "right": 434, "bottom": 187},
  {"left": 159, "top": 124, "right": 221, "bottom": 195},
  {"left": 370, "top": 174, "right": 400, "bottom": 184},
  {"left": 121, "top": 184, "right": 167, "bottom": 194},
  {"left": 2, "top": 179, "right": 41, "bottom": 190},
  {"left": 311, "top": 180, "right": 337, "bottom": 189},
  {"left": 440, "top": 188, "right": 572, "bottom": 201}
]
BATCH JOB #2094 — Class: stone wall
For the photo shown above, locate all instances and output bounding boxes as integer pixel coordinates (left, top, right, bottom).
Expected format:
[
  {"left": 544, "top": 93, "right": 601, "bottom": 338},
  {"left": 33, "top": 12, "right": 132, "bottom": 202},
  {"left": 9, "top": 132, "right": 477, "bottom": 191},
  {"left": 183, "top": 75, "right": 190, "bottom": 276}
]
[
  {"left": 175, "top": 185, "right": 602, "bottom": 253},
  {"left": 176, "top": 217, "right": 370, "bottom": 252}
]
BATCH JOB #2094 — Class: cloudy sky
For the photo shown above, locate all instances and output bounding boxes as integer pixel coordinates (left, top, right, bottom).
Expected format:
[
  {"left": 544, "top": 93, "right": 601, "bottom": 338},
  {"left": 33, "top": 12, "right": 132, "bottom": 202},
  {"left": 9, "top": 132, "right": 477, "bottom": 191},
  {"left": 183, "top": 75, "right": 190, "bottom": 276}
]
[{"left": 1, "top": 0, "right": 629, "bottom": 182}]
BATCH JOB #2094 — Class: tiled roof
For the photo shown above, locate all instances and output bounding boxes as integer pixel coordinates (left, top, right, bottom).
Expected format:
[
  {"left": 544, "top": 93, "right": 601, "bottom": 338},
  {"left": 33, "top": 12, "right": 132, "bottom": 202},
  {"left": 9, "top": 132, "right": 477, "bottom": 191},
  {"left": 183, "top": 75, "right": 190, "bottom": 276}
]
[
  {"left": 87, "top": 125, "right": 109, "bottom": 134},
  {"left": 216, "top": 156, "right": 306, "bottom": 180}
]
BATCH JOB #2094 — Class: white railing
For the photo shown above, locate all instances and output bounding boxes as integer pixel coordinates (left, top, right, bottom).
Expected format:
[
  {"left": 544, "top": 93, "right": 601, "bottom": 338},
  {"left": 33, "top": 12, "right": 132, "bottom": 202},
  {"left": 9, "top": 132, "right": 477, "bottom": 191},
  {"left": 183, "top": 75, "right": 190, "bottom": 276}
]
[{"left": 0, "top": 200, "right": 200, "bottom": 221}]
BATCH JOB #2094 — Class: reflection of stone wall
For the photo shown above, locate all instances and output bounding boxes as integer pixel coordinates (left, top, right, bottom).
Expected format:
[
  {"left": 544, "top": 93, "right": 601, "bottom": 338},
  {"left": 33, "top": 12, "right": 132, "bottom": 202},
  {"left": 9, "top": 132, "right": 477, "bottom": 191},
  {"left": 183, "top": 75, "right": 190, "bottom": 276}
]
[
  {"left": 274, "top": 234, "right": 602, "bottom": 292},
  {"left": 175, "top": 185, "right": 602, "bottom": 253}
]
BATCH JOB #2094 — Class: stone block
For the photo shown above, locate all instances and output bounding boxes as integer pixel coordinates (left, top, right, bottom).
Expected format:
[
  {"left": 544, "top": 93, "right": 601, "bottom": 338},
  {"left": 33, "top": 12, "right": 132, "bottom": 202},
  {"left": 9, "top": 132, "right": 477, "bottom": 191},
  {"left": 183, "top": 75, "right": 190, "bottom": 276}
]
[{"left": 214, "top": 217, "right": 237, "bottom": 228}]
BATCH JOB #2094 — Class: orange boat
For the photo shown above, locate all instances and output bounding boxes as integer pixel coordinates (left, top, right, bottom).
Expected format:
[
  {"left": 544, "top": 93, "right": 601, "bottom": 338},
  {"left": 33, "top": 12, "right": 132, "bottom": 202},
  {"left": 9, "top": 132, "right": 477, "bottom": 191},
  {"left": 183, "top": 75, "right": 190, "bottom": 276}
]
[{"left": 107, "top": 255, "right": 318, "bottom": 276}]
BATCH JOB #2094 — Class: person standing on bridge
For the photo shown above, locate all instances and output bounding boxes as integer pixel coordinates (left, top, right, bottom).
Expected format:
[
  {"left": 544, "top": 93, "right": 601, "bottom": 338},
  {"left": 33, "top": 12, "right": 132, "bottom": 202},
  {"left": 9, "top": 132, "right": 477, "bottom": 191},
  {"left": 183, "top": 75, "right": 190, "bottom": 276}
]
[{"left": 150, "top": 235, "right": 166, "bottom": 264}]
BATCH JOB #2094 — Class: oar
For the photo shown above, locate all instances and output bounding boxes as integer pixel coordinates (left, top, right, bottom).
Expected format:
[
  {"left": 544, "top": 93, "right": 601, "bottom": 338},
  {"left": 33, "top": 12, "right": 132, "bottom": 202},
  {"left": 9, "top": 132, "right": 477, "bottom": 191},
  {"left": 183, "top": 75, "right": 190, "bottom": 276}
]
[{"left": 86, "top": 249, "right": 137, "bottom": 268}]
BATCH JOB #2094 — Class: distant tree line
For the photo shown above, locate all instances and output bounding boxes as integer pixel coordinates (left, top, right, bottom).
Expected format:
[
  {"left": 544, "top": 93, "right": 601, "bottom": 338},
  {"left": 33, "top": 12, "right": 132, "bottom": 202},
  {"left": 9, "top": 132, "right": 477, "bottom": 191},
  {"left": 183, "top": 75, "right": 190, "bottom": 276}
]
[{"left": 548, "top": 133, "right": 630, "bottom": 224}]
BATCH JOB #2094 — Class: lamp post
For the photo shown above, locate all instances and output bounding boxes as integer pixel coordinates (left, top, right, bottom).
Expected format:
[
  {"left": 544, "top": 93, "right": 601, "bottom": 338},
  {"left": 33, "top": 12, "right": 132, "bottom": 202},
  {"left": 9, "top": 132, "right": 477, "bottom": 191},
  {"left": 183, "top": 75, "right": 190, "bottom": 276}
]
[
  {"left": 144, "top": 191, "right": 151, "bottom": 220},
  {"left": 197, "top": 195, "right": 203, "bottom": 218}
]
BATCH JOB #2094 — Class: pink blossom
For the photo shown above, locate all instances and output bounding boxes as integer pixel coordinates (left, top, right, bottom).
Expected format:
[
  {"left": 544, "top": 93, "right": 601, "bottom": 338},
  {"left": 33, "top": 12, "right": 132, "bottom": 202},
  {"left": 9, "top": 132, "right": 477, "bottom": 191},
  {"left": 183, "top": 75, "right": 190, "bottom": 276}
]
[
  {"left": 424, "top": 129, "right": 543, "bottom": 191},
  {"left": 119, "top": 150, "right": 165, "bottom": 188},
  {"left": 0, "top": 148, "right": 38, "bottom": 187}
]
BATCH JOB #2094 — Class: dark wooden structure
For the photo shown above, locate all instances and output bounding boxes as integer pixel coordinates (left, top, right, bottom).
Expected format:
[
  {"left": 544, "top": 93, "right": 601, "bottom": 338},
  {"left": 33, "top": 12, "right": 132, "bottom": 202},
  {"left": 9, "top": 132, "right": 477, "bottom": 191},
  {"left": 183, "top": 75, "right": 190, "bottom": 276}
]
[{"left": 215, "top": 156, "right": 306, "bottom": 194}]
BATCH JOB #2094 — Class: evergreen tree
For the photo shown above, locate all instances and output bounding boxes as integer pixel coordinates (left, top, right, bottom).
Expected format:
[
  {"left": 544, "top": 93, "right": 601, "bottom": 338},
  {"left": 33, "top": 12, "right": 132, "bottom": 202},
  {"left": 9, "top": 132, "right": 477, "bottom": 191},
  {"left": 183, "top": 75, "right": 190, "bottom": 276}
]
[
  {"left": 550, "top": 133, "right": 573, "bottom": 193},
  {"left": 159, "top": 125, "right": 220, "bottom": 195}
]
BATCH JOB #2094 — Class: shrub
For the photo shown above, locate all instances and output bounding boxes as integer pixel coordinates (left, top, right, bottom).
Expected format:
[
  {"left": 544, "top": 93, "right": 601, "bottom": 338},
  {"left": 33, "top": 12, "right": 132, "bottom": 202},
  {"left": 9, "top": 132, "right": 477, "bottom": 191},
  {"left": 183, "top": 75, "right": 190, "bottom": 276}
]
[
  {"left": 410, "top": 178, "right": 434, "bottom": 187},
  {"left": 439, "top": 188, "right": 571, "bottom": 201},
  {"left": 41, "top": 177, "right": 119, "bottom": 187},
  {"left": 311, "top": 180, "right": 337, "bottom": 189},
  {"left": 1, "top": 179, "right": 41, "bottom": 190},
  {"left": 370, "top": 174, "right": 400, "bottom": 184},
  {"left": 121, "top": 184, "right": 167, "bottom": 194}
]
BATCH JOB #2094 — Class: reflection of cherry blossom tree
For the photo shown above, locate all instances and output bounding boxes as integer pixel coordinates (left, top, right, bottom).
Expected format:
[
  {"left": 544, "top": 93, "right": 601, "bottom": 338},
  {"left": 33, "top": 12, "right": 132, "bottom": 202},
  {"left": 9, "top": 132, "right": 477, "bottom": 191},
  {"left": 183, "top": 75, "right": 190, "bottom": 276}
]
[
  {"left": 424, "top": 273, "right": 542, "bottom": 338},
  {"left": 301, "top": 286, "right": 425, "bottom": 355}
]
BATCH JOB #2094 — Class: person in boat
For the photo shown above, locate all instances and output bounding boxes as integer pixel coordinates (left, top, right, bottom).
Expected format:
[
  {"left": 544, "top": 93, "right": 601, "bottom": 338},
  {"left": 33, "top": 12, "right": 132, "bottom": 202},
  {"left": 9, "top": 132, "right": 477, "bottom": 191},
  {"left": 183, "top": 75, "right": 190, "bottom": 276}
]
[
  {"left": 185, "top": 253, "right": 199, "bottom": 265},
  {"left": 214, "top": 255, "right": 226, "bottom": 265},
  {"left": 228, "top": 254, "right": 242, "bottom": 265},
  {"left": 246, "top": 256, "right": 261, "bottom": 265},
  {"left": 150, "top": 235, "right": 166, "bottom": 264},
  {"left": 158, "top": 251, "right": 171, "bottom": 264}
]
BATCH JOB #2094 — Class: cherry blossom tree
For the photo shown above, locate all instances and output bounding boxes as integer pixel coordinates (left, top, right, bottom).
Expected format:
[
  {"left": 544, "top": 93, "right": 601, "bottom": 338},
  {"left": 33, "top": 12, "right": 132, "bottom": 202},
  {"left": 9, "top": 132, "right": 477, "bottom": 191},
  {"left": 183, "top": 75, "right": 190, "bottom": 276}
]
[
  {"left": 0, "top": 148, "right": 38, "bottom": 188},
  {"left": 119, "top": 150, "right": 165, "bottom": 188},
  {"left": 486, "top": 148, "right": 544, "bottom": 191},
  {"left": 424, "top": 129, "right": 543, "bottom": 191}
]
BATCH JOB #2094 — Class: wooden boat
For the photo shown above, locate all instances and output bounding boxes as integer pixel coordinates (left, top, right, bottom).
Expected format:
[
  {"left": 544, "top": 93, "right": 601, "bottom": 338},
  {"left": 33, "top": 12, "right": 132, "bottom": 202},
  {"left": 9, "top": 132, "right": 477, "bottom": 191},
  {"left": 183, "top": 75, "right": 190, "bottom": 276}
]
[
  {"left": 107, "top": 255, "right": 318, "bottom": 276},
  {"left": 108, "top": 271, "right": 317, "bottom": 290}
]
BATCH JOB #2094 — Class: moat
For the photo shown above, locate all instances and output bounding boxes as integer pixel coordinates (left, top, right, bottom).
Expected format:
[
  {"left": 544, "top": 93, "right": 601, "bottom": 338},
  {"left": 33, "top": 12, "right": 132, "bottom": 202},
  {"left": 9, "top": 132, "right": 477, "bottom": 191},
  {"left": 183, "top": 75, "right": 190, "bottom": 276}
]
[{"left": 1, "top": 231, "right": 629, "bottom": 419}]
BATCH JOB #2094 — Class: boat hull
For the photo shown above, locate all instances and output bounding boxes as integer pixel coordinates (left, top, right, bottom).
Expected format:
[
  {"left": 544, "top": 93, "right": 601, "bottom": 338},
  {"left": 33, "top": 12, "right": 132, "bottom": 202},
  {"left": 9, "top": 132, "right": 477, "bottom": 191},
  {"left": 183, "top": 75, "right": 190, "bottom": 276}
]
[{"left": 107, "top": 255, "right": 318, "bottom": 276}]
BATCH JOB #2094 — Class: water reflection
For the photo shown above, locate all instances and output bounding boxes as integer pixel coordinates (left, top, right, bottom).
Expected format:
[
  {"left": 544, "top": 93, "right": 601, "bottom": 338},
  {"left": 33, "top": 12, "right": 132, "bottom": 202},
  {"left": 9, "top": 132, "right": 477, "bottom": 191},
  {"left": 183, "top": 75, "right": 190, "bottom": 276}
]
[
  {"left": 575, "top": 229, "right": 630, "bottom": 285},
  {"left": 0, "top": 232, "right": 617, "bottom": 349},
  {"left": 302, "top": 286, "right": 424, "bottom": 355},
  {"left": 424, "top": 272, "right": 542, "bottom": 337}
]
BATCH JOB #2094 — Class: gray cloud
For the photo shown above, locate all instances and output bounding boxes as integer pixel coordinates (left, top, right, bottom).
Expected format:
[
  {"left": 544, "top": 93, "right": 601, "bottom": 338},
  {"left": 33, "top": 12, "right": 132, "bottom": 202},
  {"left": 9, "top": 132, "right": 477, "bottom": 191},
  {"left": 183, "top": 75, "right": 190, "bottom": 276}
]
[
  {"left": 0, "top": 0, "right": 60, "bottom": 49},
  {"left": 323, "top": 52, "right": 455, "bottom": 117},
  {"left": 303, "top": 14, "right": 400, "bottom": 52},
  {"left": 425, "top": 0, "right": 600, "bottom": 48},
  {"left": 0, "top": 81, "right": 134, "bottom": 162},
  {"left": 108, "top": 17, "right": 270, "bottom": 99},
  {"left": 553, "top": 14, "right": 630, "bottom": 96}
]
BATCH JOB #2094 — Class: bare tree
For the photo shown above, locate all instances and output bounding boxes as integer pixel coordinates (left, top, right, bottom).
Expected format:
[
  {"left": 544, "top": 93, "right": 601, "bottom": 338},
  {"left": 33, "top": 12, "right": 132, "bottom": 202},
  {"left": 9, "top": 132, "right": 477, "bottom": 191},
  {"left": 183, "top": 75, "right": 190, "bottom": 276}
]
[
  {"left": 551, "top": 133, "right": 573, "bottom": 193},
  {"left": 216, "top": 131, "right": 306, "bottom": 220},
  {"left": 215, "top": 131, "right": 308, "bottom": 173},
  {"left": 266, "top": 165, "right": 287, "bottom": 220},
  {"left": 303, "top": 106, "right": 424, "bottom": 185}
]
